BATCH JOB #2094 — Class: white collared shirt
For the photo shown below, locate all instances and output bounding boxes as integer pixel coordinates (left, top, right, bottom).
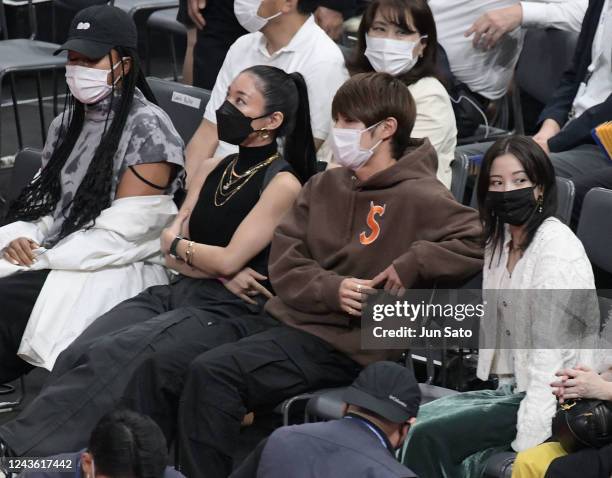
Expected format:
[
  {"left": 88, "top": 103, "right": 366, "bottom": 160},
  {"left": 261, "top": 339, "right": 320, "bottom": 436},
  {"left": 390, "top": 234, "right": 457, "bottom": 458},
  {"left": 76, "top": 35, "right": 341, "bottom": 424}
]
[
  {"left": 204, "top": 15, "right": 349, "bottom": 158},
  {"left": 430, "top": 0, "right": 587, "bottom": 100},
  {"left": 571, "top": 0, "right": 612, "bottom": 119}
]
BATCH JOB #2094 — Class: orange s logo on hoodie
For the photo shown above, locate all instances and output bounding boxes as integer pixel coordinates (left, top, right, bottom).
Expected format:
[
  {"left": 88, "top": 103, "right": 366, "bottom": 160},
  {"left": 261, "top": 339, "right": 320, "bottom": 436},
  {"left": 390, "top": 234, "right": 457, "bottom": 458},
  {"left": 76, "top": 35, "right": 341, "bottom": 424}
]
[{"left": 359, "top": 201, "right": 386, "bottom": 245}]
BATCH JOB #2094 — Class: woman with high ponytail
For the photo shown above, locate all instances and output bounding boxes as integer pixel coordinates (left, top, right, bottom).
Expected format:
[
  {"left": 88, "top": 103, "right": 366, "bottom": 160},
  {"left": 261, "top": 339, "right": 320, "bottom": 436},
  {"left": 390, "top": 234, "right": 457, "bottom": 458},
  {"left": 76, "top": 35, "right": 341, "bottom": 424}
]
[
  {"left": 0, "top": 5, "right": 184, "bottom": 384},
  {"left": 0, "top": 65, "right": 317, "bottom": 457}
]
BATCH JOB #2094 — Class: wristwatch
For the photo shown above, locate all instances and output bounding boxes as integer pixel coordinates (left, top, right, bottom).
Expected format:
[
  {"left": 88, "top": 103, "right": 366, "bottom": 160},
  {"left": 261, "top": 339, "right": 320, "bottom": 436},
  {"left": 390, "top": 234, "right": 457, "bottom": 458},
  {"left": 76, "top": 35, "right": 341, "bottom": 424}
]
[{"left": 169, "top": 235, "right": 183, "bottom": 260}]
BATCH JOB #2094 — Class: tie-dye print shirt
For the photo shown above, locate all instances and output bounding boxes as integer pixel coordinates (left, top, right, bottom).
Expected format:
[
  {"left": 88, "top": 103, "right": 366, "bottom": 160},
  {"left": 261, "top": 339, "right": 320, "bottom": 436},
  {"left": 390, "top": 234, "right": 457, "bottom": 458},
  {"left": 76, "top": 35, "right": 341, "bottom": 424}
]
[{"left": 41, "top": 88, "right": 184, "bottom": 246}]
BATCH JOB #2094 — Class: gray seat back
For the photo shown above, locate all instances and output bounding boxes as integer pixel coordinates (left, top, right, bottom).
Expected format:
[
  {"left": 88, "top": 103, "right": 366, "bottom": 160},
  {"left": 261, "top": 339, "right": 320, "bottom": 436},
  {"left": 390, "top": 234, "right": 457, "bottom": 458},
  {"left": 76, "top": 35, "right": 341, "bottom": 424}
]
[
  {"left": 577, "top": 188, "right": 612, "bottom": 274},
  {"left": 555, "top": 177, "right": 575, "bottom": 225},
  {"left": 147, "top": 77, "right": 211, "bottom": 144}
]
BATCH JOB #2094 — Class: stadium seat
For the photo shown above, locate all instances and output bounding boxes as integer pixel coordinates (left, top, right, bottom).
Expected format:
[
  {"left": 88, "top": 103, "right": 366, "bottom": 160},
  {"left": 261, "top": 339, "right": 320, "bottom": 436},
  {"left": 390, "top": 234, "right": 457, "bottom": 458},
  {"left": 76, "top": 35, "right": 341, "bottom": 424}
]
[
  {"left": 512, "top": 28, "right": 579, "bottom": 135},
  {"left": 0, "top": 148, "right": 42, "bottom": 221},
  {"left": 555, "top": 177, "right": 575, "bottom": 225},
  {"left": 577, "top": 188, "right": 612, "bottom": 274},
  {"left": 450, "top": 151, "right": 470, "bottom": 202},
  {"left": 0, "top": 0, "right": 66, "bottom": 155},
  {"left": 113, "top": 0, "right": 179, "bottom": 17},
  {"left": 483, "top": 451, "right": 516, "bottom": 478},
  {"left": 147, "top": 77, "right": 211, "bottom": 144},
  {"left": 146, "top": 8, "right": 187, "bottom": 81}
]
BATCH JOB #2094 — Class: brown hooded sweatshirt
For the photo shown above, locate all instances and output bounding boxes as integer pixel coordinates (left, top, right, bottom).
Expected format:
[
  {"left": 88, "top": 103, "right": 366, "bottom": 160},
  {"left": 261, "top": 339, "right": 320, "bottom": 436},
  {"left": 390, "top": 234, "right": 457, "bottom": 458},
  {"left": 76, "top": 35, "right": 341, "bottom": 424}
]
[{"left": 264, "top": 139, "right": 483, "bottom": 366}]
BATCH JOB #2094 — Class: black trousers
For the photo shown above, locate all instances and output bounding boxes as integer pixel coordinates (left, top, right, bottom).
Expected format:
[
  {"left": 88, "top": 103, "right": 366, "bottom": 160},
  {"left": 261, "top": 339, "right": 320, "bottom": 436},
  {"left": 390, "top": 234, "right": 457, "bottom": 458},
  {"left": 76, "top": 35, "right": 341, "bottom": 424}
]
[
  {"left": 158, "top": 319, "right": 361, "bottom": 478},
  {"left": 0, "top": 269, "right": 50, "bottom": 383},
  {"left": 0, "top": 277, "right": 261, "bottom": 457},
  {"left": 192, "top": 0, "right": 246, "bottom": 89}
]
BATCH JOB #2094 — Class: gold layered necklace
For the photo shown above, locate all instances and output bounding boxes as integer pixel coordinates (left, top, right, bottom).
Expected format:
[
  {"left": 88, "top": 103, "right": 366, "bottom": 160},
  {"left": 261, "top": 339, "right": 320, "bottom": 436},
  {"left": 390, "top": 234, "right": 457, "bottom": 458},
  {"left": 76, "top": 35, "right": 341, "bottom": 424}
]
[{"left": 214, "top": 152, "right": 280, "bottom": 207}]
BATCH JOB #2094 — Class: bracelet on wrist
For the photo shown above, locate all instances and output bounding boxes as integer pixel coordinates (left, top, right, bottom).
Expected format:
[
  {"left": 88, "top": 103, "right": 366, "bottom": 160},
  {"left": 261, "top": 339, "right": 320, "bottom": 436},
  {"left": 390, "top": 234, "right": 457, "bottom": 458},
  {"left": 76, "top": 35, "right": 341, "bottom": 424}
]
[{"left": 185, "top": 241, "right": 195, "bottom": 266}]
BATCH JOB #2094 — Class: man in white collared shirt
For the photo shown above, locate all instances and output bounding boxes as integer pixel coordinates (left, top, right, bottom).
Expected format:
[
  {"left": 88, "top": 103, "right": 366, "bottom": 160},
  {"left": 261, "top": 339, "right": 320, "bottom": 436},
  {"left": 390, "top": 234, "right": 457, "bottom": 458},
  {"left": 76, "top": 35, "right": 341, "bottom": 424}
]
[
  {"left": 184, "top": 0, "right": 348, "bottom": 179},
  {"left": 430, "top": 0, "right": 587, "bottom": 104},
  {"left": 431, "top": 0, "right": 587, "bottom": 139}
]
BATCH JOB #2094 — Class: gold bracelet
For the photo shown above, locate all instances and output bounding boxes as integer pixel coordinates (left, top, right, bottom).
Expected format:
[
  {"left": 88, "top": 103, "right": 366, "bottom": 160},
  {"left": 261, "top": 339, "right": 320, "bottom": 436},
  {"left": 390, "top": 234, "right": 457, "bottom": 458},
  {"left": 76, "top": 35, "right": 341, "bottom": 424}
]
[{"left": 185, "top": 241, "right": 195, "bottom": 266}]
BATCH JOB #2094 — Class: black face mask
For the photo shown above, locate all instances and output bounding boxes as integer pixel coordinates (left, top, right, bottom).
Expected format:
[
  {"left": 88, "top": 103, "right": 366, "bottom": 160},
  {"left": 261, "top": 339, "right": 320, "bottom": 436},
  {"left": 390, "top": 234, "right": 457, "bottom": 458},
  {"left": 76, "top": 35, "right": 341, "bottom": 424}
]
[
  {"left": 486, "top": 187, "right": 538, "bottom": 226},
  {"left": 215, "top": 100, "right": 268, "bottom": 145}
]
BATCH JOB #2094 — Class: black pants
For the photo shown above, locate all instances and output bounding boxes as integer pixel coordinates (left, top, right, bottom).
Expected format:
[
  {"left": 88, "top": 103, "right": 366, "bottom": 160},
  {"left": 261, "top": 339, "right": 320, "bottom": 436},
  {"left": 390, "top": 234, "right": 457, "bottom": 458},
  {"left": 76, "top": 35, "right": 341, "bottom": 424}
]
[
  {"left": 157, "top": 319, "right": 361, "bottom": 478},
  {"left": 0, "top": 277, "right": 261, "bottom": 457},
  {"left": 0, "top": 269, "right": 50, "bottom": 383},
  {"left": 192, "top": 0, "right": 246, "bottom": 89}
]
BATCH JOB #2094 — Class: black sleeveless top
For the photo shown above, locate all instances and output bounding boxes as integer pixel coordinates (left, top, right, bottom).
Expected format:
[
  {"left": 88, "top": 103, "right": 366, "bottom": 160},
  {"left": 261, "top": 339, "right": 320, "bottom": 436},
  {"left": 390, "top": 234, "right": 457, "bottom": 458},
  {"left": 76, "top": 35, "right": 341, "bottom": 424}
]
[{"left": 189, "top": 142, "right": 293, "bottom": 278}]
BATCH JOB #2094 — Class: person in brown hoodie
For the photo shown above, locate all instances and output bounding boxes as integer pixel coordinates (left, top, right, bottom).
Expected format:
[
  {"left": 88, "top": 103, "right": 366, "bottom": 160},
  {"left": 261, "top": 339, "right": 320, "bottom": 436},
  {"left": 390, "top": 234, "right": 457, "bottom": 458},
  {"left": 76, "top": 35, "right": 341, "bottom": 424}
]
[{"left": 163, "top": 72, "right": 484, "bottom": 478}]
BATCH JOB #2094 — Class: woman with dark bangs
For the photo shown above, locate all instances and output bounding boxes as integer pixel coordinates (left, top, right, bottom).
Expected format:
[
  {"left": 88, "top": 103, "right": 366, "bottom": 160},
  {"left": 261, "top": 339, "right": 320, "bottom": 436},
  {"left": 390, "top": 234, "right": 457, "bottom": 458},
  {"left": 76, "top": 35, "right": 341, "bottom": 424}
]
[
  {"left": 348, "top": 0, "right": 456, "bottom": 188},
  {"left": 400, "top": 136, "right": 599, "bottom": 478}
]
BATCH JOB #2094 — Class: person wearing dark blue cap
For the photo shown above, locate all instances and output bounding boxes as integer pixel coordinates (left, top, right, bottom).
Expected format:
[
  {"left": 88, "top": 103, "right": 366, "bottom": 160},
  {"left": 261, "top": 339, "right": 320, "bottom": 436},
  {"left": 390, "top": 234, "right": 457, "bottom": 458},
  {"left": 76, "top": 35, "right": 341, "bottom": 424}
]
[{"left": 231, "top": 361, "right": 421, "bottom": 478}]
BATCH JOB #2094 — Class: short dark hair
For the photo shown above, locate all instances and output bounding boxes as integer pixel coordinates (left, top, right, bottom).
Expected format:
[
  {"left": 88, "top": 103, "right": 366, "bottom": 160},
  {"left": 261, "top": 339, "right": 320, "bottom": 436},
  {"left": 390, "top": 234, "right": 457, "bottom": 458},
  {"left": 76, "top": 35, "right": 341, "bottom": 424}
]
[
  {"left": 349, "top": 0, "right": 439, "bottom": 86},
  {"left": 476, "top": 135, "right": 558, "bottom": 265},
  {"left": 331, "top": 72, "right": 416, "bottom": 158},
  {"left": 89, "top": 409, "right": 168, "bottom": 478},
  {"left": 297, "top": 0, "right": 318, "bottom": 14}
]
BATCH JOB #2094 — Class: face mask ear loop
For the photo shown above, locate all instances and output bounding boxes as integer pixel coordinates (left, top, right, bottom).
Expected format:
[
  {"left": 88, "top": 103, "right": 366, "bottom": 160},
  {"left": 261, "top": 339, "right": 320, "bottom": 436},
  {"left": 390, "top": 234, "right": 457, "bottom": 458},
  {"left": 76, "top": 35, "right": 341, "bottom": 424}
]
[{"left": 363, "top": 120, "right": 384, "bottom": 152}]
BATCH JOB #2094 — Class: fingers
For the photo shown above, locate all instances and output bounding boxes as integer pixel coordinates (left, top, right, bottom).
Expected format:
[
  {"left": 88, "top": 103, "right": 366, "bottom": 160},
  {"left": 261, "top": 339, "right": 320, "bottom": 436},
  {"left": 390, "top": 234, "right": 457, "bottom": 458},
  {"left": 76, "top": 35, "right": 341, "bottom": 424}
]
[
  {"left": 248, "top": 278, "right": 274, "bottom": 299},
  {"left": 487, "top": 29, "right": 505, "bottom": 49},
  {"left": 238, "top": 293, "right": 257, "bottom": 305},
  {"left": 249, "top": 269, "right": 268, "bottom": 281},
  {"left": 343, "top": 289, "right": 368, "bottom": 302},
  {"left": 7, "top": 239, "right": 36, "bottom": 266},
  {"left": 464, "top": 23, "right": 477, "bottom": 38},
  {"left": 370, "top": 271, "right": 387, "bottom": 289},
  {"left": 188, "top": 0, "right": 205, "bottom": 29},
  {"left": 344, "top": 298, "right": 364, "bottom": 311},
  {"left": 4, "top": 249, "right": 21, "bottom": 265},
  {"left": 341, "top": 303, "right": 361, "bottom": 317},
  {"left": 561, "top": 392, "right": 580, "bottom": 400}
]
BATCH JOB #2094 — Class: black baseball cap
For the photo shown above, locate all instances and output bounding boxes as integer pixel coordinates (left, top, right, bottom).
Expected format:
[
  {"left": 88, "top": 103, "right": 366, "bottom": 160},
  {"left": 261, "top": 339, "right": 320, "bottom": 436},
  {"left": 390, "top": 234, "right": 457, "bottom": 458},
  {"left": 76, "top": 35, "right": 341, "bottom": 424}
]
[
  {"left": 54, "top": 5, "right": 138, "bottom": 59},
  {"left": 343, "top": 362, "right": 421, "bottom": 423}
]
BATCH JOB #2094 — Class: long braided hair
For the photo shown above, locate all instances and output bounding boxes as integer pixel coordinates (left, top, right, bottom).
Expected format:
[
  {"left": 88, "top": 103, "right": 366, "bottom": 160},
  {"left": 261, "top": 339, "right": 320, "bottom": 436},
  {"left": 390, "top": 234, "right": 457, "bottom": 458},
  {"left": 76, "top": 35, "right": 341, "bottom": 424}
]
[{"left": 6, "top": 46, "right": 156, "bottom": 240}]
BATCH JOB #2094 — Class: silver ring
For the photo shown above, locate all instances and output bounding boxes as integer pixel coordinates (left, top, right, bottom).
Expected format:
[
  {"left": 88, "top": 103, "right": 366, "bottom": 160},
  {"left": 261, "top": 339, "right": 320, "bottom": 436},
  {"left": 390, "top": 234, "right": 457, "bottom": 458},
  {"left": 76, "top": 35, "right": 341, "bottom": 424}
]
[{"left": 357, "top": 284, "right": 362, "bottom": 293}]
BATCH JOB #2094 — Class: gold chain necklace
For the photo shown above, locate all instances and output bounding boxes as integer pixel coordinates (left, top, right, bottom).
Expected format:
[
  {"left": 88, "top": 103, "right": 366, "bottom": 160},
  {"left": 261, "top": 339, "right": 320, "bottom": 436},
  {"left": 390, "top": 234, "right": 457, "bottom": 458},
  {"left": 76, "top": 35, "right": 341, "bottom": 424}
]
[{"left": 214, "top": 152, "right": 280, "bottom": 207}]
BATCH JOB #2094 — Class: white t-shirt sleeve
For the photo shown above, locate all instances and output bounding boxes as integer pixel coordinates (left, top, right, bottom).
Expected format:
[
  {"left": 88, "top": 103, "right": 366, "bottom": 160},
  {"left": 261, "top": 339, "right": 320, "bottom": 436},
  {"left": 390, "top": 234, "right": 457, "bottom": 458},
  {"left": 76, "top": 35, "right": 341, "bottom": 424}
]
[
  {"left": 302, "top": 59, "right": 349, "bottom": 141},
  {"left": 204, "top": 42, "right": 241, "bottom": 124},
  {"left": 520, "top": 0, "right": 587, "bottom": 32}
]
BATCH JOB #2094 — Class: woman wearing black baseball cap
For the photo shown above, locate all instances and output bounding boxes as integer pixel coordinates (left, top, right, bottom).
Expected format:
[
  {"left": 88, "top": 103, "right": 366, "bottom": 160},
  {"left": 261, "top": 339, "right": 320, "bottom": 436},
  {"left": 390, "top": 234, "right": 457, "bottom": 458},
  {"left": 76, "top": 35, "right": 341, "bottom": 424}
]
[{"left": 0, "top": 5, "right": 184, "bottom": 383}]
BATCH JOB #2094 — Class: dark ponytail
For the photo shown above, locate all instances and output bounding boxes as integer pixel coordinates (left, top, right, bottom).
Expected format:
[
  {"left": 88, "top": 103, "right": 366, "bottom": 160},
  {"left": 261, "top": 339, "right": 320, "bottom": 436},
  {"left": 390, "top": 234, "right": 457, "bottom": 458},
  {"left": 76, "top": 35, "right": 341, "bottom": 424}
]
[
  {"left": 285, "top": 72, "right": 317, "bottom": 184},
  {"left": 242, "top": 65, "right": 317, "bottom": 184}
]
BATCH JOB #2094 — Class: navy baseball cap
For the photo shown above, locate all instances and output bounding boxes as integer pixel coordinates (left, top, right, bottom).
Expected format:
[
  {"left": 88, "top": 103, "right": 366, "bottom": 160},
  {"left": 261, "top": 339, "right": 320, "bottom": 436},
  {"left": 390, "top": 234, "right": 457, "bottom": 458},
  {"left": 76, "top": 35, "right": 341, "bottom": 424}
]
[
  {"left": 343, "top": 362, "right": 421, "bottom": 423},
  {"left": 54, "top": 5, "right": 138, "bottom": 59}
]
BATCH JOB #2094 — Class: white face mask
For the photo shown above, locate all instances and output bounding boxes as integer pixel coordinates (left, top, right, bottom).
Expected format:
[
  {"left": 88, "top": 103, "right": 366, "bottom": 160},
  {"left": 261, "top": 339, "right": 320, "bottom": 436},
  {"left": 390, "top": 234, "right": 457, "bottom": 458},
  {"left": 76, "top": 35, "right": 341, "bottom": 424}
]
[
  {"left": 331, "top": 122, "right": 383, "bottom": 171},
  {"left": 65, "top": 59, "right": 125, "bottom": 105},
  {"left": 234, "top": 0, "right": 282, "bottom": 33},
  {"left": 364, "top": 34, "right": 427, "bottom": 76}
]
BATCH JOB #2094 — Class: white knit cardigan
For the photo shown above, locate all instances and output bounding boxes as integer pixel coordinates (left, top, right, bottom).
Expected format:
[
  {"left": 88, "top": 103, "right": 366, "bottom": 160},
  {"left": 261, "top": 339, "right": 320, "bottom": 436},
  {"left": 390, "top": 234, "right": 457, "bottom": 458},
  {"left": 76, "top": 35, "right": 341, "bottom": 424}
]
[{"left": 479, "top": 217, "right": 598, "bottom": 451}]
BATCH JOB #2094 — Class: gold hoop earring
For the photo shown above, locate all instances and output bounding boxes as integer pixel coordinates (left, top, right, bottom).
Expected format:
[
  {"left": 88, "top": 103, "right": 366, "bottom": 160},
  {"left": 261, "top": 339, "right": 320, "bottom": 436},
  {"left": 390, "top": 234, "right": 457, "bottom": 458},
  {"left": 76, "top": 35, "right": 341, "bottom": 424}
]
[{"left": 258, "top": 128, "right": 270, "bottom": 139}]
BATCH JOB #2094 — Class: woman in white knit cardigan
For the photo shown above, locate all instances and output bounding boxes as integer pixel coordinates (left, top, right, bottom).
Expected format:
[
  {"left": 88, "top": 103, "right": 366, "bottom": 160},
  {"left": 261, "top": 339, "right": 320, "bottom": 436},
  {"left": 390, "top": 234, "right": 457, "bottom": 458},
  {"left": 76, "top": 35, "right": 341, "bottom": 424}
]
[{"left": 401, "top": 135, "right": 600, "bottom": 478}]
